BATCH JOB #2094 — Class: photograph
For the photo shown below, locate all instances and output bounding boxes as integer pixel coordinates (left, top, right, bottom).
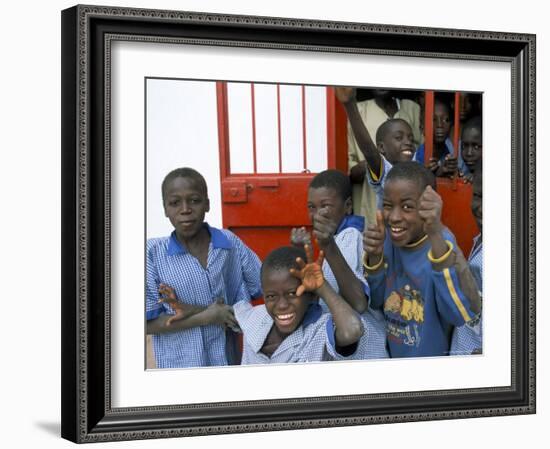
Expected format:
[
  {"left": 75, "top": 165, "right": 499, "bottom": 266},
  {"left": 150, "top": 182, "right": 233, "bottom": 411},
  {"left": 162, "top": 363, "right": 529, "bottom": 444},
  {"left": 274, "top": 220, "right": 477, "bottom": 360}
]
[
  {"left": 58, "top": 3, "right": 535, "bottom": 444},
  {"left": 144, "top": 79, "right": 484, "bottom": 370}
]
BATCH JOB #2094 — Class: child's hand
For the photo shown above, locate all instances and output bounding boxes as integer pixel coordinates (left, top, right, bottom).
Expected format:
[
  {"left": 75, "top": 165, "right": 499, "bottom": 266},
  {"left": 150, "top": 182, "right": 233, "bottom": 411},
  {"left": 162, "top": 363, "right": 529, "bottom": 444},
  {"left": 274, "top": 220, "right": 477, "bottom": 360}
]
[
  {"left": 461, "top": 172, "right": 474, "bottom": 184},
  {"left": 290, "top": 227, "right": 312, "bottom": 247},
  {"left": 312, "top": 208, "right": 337, "bottom": 248},
  {"left": 418, "top": 185, "right": 443, "bottom": 236},
  {"left": 428, "top": 157, "right": 440, "bottom": 174},
  {"left": 363, "top": 210, "right": 385, "bottom": 263},
  {"left": 335, "top": 87, "right": 357, "bottom": 104},
  {"left": 205, "top": 298, "right": 240, "bottom": 331},
  {"left": 439, "top": 155, "right": 458, "bottom": 177},
  {"left": 158, "top": 284, "right": 192, "bottom": 326},
  {"left": 289, "top": 244, "right": 325, "bottom": 296}
]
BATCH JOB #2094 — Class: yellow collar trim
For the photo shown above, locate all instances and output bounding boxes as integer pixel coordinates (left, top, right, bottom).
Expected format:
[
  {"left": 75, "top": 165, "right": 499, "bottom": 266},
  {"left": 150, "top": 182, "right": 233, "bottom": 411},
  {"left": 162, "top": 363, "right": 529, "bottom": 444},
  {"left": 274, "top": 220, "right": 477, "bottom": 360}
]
[{"left": 405, "top": 234, "right": 428, "bottom": 248}]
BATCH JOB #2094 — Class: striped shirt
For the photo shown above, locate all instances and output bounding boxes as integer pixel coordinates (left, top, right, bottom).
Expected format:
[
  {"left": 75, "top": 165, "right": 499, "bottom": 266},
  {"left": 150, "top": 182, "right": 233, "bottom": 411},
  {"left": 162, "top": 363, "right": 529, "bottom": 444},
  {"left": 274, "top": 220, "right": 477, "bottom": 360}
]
[
  {"left": 450, "top": 235, "right": 483, "bottom": 355},
  {"left": 234, "top": 302, "right": 388, "bottom": 364},
  {"left": 146, "top": 224, "right": 261, "bottom": 368}
]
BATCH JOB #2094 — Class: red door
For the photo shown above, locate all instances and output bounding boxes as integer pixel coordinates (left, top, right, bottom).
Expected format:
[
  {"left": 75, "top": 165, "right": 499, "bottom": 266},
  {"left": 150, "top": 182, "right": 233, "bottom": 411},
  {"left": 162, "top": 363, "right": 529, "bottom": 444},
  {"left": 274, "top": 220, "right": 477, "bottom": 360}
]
[{"left": 216, "top": 82, "right": 345, "bottom": 261}]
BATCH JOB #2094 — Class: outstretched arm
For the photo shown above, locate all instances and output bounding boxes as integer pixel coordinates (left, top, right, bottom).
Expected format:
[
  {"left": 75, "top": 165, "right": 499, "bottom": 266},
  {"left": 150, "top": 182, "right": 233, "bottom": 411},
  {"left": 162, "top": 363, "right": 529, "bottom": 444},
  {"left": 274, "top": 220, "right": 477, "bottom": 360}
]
[
  {"left": 290, "top": 245, "right": 363, "bottom": 348},
  {"left": 336, "top": 87, "right": 383, "bottom": 176},
  {"left": 418, "top": 186, "right": 481, "bottom": 318},
  {"left": 313, "top": 209, "right": 367, "bottom": 313}
]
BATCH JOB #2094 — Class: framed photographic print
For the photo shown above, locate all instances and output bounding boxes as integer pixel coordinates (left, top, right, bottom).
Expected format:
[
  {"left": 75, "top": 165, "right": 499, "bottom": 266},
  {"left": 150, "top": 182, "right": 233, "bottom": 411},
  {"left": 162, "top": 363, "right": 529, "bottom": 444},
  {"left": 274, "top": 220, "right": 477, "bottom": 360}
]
[{"left": 61, "top": 4, "right": 536, "bottom": 443}]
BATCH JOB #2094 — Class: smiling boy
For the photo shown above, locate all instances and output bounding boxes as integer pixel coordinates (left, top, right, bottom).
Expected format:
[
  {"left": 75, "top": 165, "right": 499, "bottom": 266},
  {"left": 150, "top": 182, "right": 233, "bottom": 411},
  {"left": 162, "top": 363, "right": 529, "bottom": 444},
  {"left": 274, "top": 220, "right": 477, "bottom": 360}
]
[
  {"left": 363, "top": 162, "right": 481, "bottom": 357},
  {"left": 146, "top": 167, "right": 261, "bottom": 368},
  {"left": 335, "top": 87, "right": 417, "bottom": 217},
  {"left": 234, "top": 245, "right": 388, "bottom": 364}
]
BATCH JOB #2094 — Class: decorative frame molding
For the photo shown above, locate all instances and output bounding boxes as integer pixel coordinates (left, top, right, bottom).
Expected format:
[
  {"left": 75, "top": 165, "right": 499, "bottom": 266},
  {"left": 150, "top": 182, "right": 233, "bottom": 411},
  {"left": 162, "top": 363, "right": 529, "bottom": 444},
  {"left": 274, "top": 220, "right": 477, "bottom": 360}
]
[{"left": 61, "top": 4, "right": 536, "bottom": 443}]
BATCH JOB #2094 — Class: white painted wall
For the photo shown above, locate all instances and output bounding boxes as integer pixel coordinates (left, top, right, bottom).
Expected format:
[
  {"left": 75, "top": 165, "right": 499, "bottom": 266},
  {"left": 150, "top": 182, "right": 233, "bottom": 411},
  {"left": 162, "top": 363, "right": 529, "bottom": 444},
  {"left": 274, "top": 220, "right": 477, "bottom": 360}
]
[{"left": 146, "top": 79, "right": 222, "bottom": 238}]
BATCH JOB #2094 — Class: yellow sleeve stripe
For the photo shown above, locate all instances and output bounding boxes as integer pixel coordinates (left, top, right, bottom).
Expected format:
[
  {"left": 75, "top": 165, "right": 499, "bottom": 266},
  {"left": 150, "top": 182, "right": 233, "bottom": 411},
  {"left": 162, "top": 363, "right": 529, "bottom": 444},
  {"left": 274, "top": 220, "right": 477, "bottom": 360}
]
[
  {"left": 368, "top": 159, "right": 384, "bottom": 182},
  {"left": 443, "top": 268, "right": 472, "bottom": 323}
]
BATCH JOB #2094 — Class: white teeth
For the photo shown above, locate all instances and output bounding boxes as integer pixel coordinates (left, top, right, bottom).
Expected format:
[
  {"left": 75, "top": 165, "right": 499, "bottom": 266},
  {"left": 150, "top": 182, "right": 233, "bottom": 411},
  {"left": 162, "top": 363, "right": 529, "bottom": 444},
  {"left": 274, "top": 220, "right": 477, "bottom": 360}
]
[
  {"left": 391, "top": 227, "right": 405, "bottom": 233},
  {"left": 277, "top": 313, "right": 294, "bottom": 320}
]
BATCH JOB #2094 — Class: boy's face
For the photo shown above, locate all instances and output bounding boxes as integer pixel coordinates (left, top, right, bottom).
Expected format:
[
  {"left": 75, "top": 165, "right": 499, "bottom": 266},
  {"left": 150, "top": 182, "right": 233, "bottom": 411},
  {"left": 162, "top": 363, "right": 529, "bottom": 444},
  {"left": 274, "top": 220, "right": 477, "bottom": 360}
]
[
  {"left": 433, "top": 103, "right": 451, "bottom": 144},
  {"left": 461, "top": 127, "right": 482, "bottom": 171},
  {"left": 379, "top": 121, "right": 415, "bottom": 164},
  {"left": 471, "top": 175, "right": 482, "bottom": 234},
  {"left": 307, "top": 187, "right": 351, "bottom": 227},
  {"left": 262, "top": 268, "right": 312, "bottom": 335},
  {"left": 163, "top": 176, "right": 210, "bottom": 240},
  {"left": 459, "top": 93, "right": 473, "bottom": 121},
  {"left": 382, "top": 178, "right": 425, "bottom": 247}
]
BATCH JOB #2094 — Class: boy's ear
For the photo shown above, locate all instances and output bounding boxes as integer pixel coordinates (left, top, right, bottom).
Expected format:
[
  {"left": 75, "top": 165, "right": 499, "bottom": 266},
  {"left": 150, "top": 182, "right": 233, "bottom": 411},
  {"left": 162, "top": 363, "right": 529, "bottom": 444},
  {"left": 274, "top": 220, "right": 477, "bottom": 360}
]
[
  {"left": 378, "top": 142, "right": 386, "bottom": 156},
  {"left": 163, "top": 201, "right": 168, "bottom": 217},
  {"left": 344, "top": 196, "right": 352, "bottom": 214},
  {"left": 205, "top": 198, "right": 210, "bottom": 213}
]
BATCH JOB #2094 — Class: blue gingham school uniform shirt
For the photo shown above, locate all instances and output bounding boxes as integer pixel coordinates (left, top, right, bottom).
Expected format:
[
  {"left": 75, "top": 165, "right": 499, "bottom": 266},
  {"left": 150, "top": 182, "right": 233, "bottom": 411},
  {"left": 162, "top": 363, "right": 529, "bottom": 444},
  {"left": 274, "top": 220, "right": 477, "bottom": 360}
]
[
  {"left": 234, "top": 301, "right": 388, "bottom": 364},
  {"left": 450, "top": 235, "right": 483, "bottom": 356},
  {"left": 146, "top": 224, "right": 261, "bottom": 368}
]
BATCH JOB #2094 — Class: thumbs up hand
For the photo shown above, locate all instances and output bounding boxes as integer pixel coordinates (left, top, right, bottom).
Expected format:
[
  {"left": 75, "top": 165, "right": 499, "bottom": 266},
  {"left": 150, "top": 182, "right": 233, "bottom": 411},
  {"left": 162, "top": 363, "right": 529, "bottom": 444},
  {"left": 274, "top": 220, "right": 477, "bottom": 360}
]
[{"left": 363, "top": 210, "right": 385, "bottom": 266}]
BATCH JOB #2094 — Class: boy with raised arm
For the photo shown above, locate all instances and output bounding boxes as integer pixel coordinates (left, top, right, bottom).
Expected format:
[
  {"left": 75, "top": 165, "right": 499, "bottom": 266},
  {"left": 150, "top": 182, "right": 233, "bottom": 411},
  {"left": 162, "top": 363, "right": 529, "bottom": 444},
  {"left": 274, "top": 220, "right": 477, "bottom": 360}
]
[
  {"left": 234, "top": 245, "right": 388, "bottom": 364},
  {"left": 363, "top": 162, "right": 481, "bottom": 357}
]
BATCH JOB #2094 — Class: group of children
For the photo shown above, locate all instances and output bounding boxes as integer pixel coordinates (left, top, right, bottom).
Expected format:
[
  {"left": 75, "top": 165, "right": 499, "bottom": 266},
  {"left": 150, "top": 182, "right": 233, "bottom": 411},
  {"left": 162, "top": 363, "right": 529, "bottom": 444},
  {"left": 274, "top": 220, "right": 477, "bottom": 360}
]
[{"left": 146, "top": 87, "right": 483, "bottom": 369}]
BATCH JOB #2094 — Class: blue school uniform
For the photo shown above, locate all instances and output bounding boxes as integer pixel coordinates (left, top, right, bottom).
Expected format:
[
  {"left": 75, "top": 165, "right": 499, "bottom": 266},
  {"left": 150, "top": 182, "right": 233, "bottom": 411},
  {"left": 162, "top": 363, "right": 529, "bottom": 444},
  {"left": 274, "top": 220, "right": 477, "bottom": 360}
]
[
  {"left": 234, "top": 301, "right": 388, "bottom": 364},
  {"left": 364, "top": 156, "right": 393, "bottom": 211},
  {"left": 146, "top": 224, "right": 261, "bottom": 368},
  {"left": 450, "top": 234, "right": 483, "bottom": 355},
  {"left": 366, "top": 229, "right": 478, "bottom": 358},
  {"left": 414, "top": 138, "right": 468, "bottom": 174}
]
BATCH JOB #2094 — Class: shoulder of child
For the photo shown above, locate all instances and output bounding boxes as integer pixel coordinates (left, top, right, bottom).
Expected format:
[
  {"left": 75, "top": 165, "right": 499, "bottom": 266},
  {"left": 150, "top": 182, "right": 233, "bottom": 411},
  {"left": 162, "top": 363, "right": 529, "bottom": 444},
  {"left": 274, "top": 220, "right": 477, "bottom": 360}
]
[{"left": 146, "top": 236, "right": 171, "bottom": 253}]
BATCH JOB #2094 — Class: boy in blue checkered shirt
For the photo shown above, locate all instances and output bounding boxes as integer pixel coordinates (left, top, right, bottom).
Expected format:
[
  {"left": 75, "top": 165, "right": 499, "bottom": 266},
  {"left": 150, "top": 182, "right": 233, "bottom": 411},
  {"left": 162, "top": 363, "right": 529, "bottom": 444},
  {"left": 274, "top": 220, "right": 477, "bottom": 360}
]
[
  {"left": 290, "top": 169, "right": 369, "bottom": 314},
  {"left": 234, "top": 245, "right": 388, "bottom": 364},
  {"left": 146, "top": 168, "right": 261, "bottom": 368},
  {"left": 451, "top": 166, "right": 483, "bottom": 355}
]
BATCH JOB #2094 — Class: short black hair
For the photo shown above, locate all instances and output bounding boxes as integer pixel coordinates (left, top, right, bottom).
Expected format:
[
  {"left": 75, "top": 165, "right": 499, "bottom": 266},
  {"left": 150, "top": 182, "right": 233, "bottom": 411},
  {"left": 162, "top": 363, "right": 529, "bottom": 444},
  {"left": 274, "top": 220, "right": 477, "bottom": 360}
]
[
  {"left": 261, "top": 246, "right": 306, "bottom": 280},
  {"left": 309, "top": 169, "right": 351, "bottom": 202},
  {"left": 385, "top": 161, "right": 436, "bottom": 192},
  {"left": 161, "top": 167, "right": 208, "bottom": 202},
  {"left": 375, "top": 118, "right": 412, "bottom": 144},
  {"left": 435, "top": 98, "right": 451, "bottom": 115},
  {"left": 462, "top": 115, "right": 482, "bottom": 138}
]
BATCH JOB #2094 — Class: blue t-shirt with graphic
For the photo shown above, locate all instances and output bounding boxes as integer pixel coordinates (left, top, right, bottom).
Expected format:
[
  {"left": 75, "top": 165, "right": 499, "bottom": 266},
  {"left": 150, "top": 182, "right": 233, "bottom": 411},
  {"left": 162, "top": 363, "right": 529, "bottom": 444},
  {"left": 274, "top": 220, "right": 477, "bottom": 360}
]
[{"left": 367, "top": 228, "right": 477, "bottom": 358}]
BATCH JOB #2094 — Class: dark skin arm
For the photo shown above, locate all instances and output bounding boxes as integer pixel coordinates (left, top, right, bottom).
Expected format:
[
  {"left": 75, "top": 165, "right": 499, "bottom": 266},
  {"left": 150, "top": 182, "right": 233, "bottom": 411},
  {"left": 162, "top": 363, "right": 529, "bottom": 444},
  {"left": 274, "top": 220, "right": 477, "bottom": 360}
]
[
  {"left": 147, "top": 284, "right": 240, "bottom": 335},
  {"left": 349, "top": 160, "right": 367, "bottom": 184},
  {"left": 432, "top": 155, "right": 458, "bottom": 178},
  {"left": 336, "top": 87, "right": 383, "bottom": 177},
  {"left": 363, "top": 210, "right": 385, "bottom": 269},
  {"left": 290, "top": 245, "right": 363, "bottom": 348},
  {"left": 363, "top": 198, "right": 480, "bottom": 315},
  {"left": 364, "top": 188, "right": 453, "bottom": 267},
  {"left": 313, "top": 208, "right": 368, "bottom": 313}
]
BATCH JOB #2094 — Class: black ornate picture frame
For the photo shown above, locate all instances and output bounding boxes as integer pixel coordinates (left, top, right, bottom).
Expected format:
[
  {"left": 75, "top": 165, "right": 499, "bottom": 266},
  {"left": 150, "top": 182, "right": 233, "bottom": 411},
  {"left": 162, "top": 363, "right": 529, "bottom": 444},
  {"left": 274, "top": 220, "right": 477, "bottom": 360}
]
[{"left": 61, "top": 4, "right": 536, "bottom": 443}]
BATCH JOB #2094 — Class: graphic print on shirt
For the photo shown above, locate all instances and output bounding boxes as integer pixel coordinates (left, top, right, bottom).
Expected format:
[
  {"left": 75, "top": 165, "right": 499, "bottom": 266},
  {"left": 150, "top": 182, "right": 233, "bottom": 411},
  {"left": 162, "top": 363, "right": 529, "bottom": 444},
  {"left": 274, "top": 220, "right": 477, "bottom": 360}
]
[{"left": 383, "top": 284, "right": 425, "bottom": 348}]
